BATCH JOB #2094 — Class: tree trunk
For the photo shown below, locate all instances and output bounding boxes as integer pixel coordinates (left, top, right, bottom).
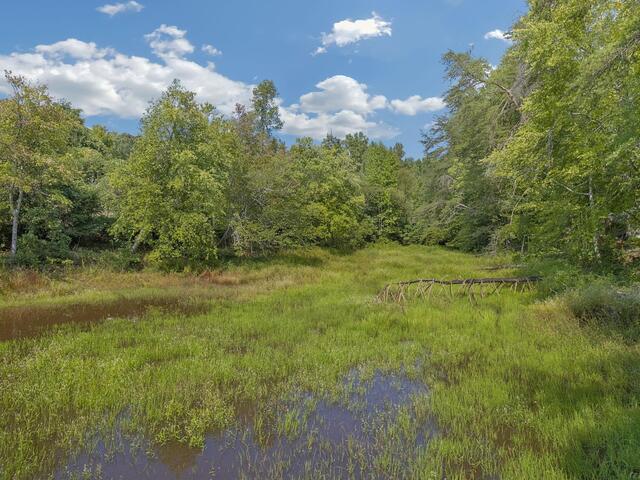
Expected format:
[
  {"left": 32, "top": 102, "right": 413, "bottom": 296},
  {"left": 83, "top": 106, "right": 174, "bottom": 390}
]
[
  {"left": 10, "top": 190, "right": 23, "bottom": 258},
  {"left": 588, "top": 176, "right": 600, "bottom": 259},
  {"left": 131, "top": 231, "right": 144, "bottom": 253}
]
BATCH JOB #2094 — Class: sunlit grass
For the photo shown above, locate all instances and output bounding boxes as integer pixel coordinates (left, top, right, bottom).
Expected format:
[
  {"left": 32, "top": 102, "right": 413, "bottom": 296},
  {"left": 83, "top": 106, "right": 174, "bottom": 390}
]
[{"left": 0, "top": 244, "right": 638, "bottom": 479}]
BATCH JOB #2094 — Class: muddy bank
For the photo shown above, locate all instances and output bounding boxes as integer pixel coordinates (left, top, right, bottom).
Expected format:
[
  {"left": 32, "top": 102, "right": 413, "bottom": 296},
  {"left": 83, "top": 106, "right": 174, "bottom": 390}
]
[{"left": 0, "top": 297, "right": 210, "bottom": 341}]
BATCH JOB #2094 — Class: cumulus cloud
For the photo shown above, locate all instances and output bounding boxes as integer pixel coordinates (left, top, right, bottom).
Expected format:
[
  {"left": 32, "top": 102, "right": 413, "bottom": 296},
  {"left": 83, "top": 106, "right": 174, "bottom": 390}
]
[
  {"left": 280, "top": 107, "right": 398, "bottom": 140},
  {"left": 34, "top": 39, "right": 114, "bottom": 60},
  {"left": 390, "top": 95, "right": 445, "bottom": 116},
  {"left": 0, "top": 29, "right": 440, "bottom": 141},
  {"left": 299, "top": 75, "right": 387, "bottom": 115},
  {"left": 145, "top": 24, "right": 194, "bottom": 59},
  {"left": 314, "top": 12, "right": 391, "bottom": 55},
  {"left": 202, "top": 44, "right": 222, "bottom": 56},
  {"left": 97, "top": 1, "right": 144, "bottom": 16},
  {"left": 484, "top": 29, "right": 512, "bottom": 43},
  {"left": 279, "top": 75, "right": 398, "bottom": 140},
  {"left": 0, "top": 29, "right": 251, "bottom": 118}
]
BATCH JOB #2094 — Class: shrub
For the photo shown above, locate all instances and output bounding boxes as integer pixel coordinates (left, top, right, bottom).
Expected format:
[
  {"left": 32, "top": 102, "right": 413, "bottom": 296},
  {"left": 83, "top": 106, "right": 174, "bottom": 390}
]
[
  {"left": 14, "top": 231, "right": 73, "bottom": 268},
  {"left": 566, "top": 281, "right": 640, "bottom": 342},
  {"left": 71, "top": 247, "right": 143, "bottom": 271}
]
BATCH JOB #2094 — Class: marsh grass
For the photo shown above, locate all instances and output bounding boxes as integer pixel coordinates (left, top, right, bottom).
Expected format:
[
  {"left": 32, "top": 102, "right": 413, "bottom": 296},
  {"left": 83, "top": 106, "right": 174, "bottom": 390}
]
[{"left": 0, "top": 245, "right": 639, "bottom": 479}]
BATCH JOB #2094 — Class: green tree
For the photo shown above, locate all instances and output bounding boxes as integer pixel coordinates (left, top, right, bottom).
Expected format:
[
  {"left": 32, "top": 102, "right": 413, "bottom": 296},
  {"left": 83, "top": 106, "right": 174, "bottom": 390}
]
[
  {"left": 110, "top": 80, "right": 237, "bottom": 270},
  {"left": 490, "top": 0, "right": 640, "bottom": 267},
  {"left": 412, "top": 48, "right": 523, "bottom": 252},
  {"left": 292, "top": 139, "right": 370, "bottom": 248},
  {"left": 343, "top": 132, "right": 369, "bottom": 172},
  {"left": 251, "top": 80, "right": 283, "bottom": 136},
  {"left": 362, "top": 143, "right": 405, "bottom": 240},
  {"left": 0, "top": 72, "right": 80, "bottom": 261}
]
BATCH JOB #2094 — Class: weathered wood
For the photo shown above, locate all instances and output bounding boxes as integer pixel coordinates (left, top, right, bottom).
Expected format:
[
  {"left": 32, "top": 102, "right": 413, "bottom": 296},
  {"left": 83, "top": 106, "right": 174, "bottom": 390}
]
[
  {"left": 386, "top": 276, "right": 541, "bottom": 288},
  {"left": 377, "top": 276, "right": 541, "bottom": 303},
  {"left": 480, "top": 264, "right": 524, "bottom": 271}
]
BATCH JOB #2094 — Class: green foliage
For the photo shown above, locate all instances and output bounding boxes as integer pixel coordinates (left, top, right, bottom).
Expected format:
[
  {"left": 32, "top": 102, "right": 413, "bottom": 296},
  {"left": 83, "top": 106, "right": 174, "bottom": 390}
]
[
  {"left": 362, "top": 143, "right": 406, "bottom": 240},
  {"left": 0, "top": 72, "right": 82, "bottom": 261},
  {"left": 411, "top": 0, "right": 640, "bottom": 277},
  {"left": 489, "top": 0, "right": 640, "bottom": 268},
  {"left": 343, "top": 132, "right": 369, "bottom": 171},
  {"left": 291, "top": 138, "right": 371, "bottom": 249},
  {"left": 14, "top": 231, "right": 72, "bottom": 268},
  {"left": 566, "top": 281, "right": 640, "bottom": 342},
  {"left": 224, "top": 131, "right": 372, "bottom": 256},
  {"left": 251, "top": 79, "right": 283, "bottom": 136},
  {"left": 110, "top": 80, "right": 237, "bottom": 270},
  {"left": 72, "top": 248, "right": 143, "bottom": 271}
]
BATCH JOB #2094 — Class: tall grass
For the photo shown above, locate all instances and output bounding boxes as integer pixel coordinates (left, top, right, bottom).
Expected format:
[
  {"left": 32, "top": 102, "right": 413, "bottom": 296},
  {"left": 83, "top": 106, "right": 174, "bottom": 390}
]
[{"left": 0, "top": 244, "right": 638, "bottom": 479}]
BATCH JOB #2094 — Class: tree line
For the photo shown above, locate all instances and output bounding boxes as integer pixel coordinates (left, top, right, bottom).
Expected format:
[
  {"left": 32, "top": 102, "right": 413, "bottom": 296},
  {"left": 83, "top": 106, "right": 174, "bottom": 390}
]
[
  {"left": 419, "top": 0, "right": 639, "bottom": 273},
  {"left": 1, "top": 0, "right": 638, "bottom": 273},
  {"left": 0, "top": 75, "right": 416, "bottom": 269}
]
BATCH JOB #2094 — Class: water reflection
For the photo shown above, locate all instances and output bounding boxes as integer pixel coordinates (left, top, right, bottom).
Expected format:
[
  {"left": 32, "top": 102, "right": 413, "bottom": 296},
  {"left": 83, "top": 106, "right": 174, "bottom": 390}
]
[
  {"left": 0, "top": 298, "right": 209, "bottom": 341},
  {"left": 59, "top": 371, "right": 435, "bottom": 479}
]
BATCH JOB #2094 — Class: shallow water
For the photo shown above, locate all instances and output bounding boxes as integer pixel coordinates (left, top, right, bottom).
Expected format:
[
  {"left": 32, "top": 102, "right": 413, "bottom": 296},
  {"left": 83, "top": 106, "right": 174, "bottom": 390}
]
[
  {"left": 0, "top": 297, "right": 209, "bottom": 341},
  {"left": 58, "top": 371, "right": 435, "bottom": 479}
]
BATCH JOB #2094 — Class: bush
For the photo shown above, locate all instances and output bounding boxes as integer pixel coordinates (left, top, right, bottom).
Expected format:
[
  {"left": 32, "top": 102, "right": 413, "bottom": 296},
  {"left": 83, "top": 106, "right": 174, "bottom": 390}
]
[
  {"left": 71, "top": 247, "right": 143, "bottom": 271},
  {"left": 519, "top": 258, "right": 599, "bottom": 298},
  {"left": 566, "top": 281, "right": 640, "bottom": 342},
  {"left": 14, "top": 231, "right": 73, "bottom": 268}
]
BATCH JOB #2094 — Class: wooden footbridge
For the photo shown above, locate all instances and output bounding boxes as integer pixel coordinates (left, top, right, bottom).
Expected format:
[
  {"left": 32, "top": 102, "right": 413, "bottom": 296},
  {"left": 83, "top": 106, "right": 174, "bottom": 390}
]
[{"left": 377, "top": 276, "right": 542, "bottom": 303}]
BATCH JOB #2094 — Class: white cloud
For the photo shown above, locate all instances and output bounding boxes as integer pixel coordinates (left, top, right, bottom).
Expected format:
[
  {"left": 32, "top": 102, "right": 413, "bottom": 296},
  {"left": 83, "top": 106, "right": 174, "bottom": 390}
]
[
  {"left": 145, "top": 24, "right": 194, "bottom": 59},
  {"left": 280, "top": 75, "right": 398, "bottom": 140},
  {"left": 280, "top": 107, "right": 398, "bottom": 140},
  {"left": 314, "top": 12, "right": 391, "bottom": 55},
  {"left": 35, "top": 39, "right": 114, "bottom": 60},
  {"left": 484, "top": 29, "right": 512, "bottom": 43},
  {"left": 299, "top": 75, "right": 387, "bottom": 115},
  {"left": 0, "top": 31, "right": 439, "bottom": 142},
  {"left": 97, "top": 1, "right": 144, "bottom": 16},
  {"left": 390, "top": 95, "right": 445, "bottom": 116},
  {"left": 202, "top": 44, "right": 222, "bottom": 56},
  {"left": 0, "top": 29, "right": 252, "bottom": 118}
]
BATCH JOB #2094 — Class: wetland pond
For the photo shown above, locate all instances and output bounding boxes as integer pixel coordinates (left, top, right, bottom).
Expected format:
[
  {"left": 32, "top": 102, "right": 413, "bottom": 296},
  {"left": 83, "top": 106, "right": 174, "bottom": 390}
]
[
  {"left": 57, "top": 370, "right": 435, "bottom": 479},
  {"left": 0, "top": 297, "right": 210, "bottom": 341}
]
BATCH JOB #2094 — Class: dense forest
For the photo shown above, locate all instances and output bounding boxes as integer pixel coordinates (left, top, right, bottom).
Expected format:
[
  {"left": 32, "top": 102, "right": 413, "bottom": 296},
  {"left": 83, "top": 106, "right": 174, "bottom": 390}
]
[{"left": 1, "top": 0, "right": 639, "bottom": 277}]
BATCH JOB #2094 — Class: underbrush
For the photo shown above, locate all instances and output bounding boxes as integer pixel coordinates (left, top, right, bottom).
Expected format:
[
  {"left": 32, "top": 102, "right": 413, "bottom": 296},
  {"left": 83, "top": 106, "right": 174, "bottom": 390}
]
[
  {"left": 565, "top": 281, "right": 640, "bottom": 343},
  {"left": 518, "top": 258, "right": 640, "bottom": 343}
]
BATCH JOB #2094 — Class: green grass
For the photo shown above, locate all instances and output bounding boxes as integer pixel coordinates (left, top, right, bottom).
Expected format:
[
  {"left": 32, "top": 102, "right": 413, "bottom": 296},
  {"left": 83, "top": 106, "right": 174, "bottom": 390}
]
[{"left": 0, "top": 244, "right": 639, "bottom": 479}]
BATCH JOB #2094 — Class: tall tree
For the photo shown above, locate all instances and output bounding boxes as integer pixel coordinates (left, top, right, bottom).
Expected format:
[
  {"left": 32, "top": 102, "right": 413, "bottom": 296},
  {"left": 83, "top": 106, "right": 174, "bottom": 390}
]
[
  {"left": 0, "top": 72, "right": 79, "bottom": 260},
  {"left": 362, "top": 143, "right": 404, "bottom": 240},
  {"left": 251, "top": 80, "right": 283, "bottom": 136},
  {"left": 291, "top": 138, "right": 370, "bottom": 248},
  {"left": 110, "top": 80, "right": 238, "bottom": 270},
  {"left": 490, "top": 0, "right": 640, "bottom": 267},
  {"left": 343, "top": 132, "right": 369, "bottom": 172}
]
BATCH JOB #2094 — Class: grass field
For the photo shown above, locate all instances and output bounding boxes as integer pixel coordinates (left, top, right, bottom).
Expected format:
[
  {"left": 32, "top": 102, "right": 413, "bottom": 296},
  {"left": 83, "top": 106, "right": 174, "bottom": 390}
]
[{"left": 1, "top": 244, "right": 639, "bottom": 479}]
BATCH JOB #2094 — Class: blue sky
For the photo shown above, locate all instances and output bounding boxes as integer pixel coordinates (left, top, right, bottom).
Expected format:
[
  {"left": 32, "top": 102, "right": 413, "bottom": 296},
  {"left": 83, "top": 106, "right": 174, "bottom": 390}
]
[{"left": 0, "top": 0, "right": 527, "bottom": 158}]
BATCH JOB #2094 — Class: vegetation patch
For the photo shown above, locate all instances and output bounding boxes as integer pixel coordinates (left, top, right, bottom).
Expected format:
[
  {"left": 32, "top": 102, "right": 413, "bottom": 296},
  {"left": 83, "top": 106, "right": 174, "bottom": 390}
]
[
  {"left": 566, "top": 282, "right": 640, "bottom": 343},
  {"left": 1, "top": 245, "right": 639, "bottom": 479}
]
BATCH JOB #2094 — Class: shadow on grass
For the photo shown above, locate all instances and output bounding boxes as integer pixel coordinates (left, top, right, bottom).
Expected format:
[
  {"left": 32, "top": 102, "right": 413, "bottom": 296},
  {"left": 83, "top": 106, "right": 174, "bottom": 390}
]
[
  {"left": 563, "top": 411, "right": 640, "bottom": 479},
  {"left": 220, "top": 249, "right": 328, "bottom": 269}
]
